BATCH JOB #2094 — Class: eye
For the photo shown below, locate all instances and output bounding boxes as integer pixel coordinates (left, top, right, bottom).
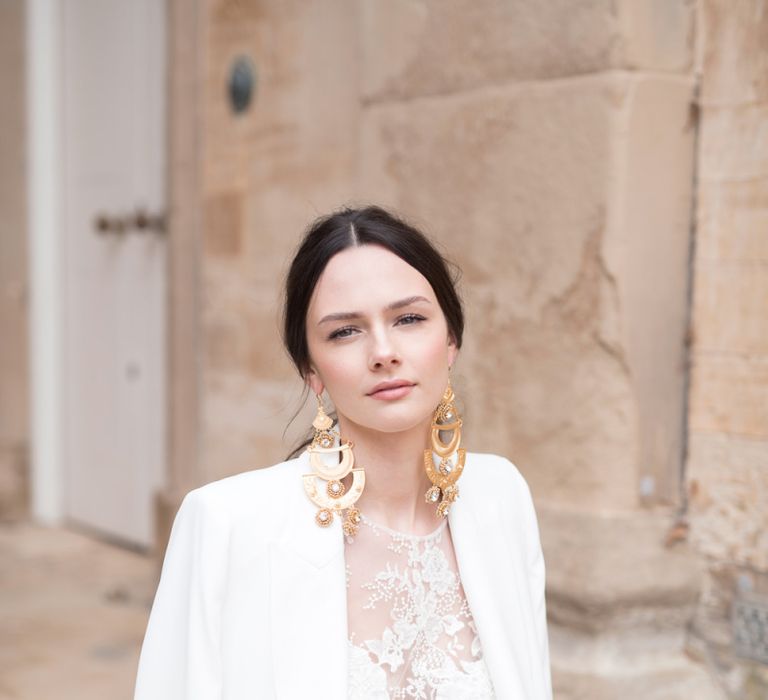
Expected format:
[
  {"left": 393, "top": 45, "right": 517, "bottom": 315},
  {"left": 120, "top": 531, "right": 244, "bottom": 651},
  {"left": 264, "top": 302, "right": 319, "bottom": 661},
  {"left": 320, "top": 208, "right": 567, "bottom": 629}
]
[
  {"left": 396, "top": 313, "right": 426, "bottom": 326},
  {"left": 328, "top": 325, "right": 357, "bottom": 340}
]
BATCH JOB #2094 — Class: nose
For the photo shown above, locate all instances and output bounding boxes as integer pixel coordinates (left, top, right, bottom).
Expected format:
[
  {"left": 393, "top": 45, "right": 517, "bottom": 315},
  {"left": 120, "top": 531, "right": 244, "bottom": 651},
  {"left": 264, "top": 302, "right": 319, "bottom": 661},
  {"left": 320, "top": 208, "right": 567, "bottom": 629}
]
[{"left": 368, "top": 328, "right": 401, "bottom": 371}]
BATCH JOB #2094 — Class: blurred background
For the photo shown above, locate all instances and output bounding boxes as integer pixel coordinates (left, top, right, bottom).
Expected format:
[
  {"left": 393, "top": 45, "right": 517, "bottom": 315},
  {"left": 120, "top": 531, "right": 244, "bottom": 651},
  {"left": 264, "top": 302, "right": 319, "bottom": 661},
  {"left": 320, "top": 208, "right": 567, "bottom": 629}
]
[{"left": 1, "top": 0, "right": 767, "bottom": 698}]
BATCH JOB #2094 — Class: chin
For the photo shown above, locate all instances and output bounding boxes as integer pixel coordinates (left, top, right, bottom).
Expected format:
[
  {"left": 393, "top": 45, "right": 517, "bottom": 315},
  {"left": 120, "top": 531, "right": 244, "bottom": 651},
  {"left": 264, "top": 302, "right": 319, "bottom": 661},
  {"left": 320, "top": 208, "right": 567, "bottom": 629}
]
[{"left": 354, "top": 408, "right": 433, "bottom": 436}]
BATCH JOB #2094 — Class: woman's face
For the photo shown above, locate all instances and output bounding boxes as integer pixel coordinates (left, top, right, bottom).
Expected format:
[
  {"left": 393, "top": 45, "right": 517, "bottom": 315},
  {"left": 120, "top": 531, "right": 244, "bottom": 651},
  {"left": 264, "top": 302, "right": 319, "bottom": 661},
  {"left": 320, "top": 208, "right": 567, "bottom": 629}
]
[{"left": 305, "top": 244, "right": 457, "bottom": 436}]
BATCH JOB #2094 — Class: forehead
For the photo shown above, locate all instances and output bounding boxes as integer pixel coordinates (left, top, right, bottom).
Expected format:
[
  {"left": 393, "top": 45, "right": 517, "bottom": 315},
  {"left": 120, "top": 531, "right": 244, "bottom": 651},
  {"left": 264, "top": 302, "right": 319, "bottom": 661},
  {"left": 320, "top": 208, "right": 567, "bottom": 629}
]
[{"left": 308, "top": 245, "right": 435, "bottom": 316}]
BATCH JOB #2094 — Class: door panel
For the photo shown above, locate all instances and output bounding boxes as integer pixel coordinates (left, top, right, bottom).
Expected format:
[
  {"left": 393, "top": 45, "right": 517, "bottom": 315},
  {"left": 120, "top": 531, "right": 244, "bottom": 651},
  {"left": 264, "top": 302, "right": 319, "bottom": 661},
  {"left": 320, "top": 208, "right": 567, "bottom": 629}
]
[{"left": 62, "top": 0, "right": 166, "bottom": 547}]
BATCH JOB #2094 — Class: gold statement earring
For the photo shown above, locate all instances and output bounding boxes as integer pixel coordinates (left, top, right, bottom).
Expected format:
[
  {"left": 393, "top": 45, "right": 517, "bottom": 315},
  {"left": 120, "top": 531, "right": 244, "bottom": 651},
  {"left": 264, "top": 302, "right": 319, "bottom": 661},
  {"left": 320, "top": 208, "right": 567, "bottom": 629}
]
[
  {"left": 424, "top": 376, "right": 465, "bottom": 517},
  {"left": 302, "top": 394, "right": 365, "bottom": 536}
]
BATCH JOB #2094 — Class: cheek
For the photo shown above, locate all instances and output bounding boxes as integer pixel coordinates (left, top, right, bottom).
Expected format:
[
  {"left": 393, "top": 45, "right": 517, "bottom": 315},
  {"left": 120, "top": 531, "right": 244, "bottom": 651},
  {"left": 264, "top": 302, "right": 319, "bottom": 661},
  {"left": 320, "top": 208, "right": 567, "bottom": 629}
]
[
  {"left": 413, "top": 336, "right": 452, "bottom": 395},
  {"left": 424, "top": 345, "right": 447, "bottom": 370},
  {"left": 310, "top": 342, "right": 362, "bottom": 391},
  {"left": 323, "top": 356, "right": 354, "bottom": 386},
  {"left": 422, "top": 330, "right": 453, "bottom": 366}
]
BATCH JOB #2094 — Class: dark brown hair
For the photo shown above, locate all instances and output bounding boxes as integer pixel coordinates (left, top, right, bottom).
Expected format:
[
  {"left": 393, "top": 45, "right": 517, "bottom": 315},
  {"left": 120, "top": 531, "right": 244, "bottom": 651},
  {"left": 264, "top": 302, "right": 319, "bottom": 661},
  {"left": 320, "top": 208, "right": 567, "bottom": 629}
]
[
  {"left": 282, "top": 205, "right": 464, "bottom": 378},
  {"left": 283, "top": 206, "right": 464, "bottom": 377}
]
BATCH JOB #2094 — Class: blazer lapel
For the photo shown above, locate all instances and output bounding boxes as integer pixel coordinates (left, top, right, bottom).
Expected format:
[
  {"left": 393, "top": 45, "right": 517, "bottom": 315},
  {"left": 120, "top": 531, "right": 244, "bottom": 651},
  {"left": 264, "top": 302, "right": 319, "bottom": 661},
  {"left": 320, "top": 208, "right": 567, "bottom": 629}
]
[
  {"left": 449, "top": 483, "right": 536, "bottom": 699},
  {"left": 270, "top": 452, "right": 348, "bottom": 699},
  {"left": 268, "top": 452, "right": 542, "bottom": 699}
]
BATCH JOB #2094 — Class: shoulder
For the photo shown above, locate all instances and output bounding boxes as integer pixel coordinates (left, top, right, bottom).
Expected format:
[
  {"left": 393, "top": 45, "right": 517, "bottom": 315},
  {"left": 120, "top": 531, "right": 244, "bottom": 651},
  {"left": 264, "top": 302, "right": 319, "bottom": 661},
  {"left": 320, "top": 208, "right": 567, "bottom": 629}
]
[
  {"left": 463, "top": 451, "right": 532, "bottom": 496},
  {"left": 462, "top": 451, "right": 540, "bottom": 530},
  {"left": 177, "top": 453, "right": 308, "bottom": 525}
]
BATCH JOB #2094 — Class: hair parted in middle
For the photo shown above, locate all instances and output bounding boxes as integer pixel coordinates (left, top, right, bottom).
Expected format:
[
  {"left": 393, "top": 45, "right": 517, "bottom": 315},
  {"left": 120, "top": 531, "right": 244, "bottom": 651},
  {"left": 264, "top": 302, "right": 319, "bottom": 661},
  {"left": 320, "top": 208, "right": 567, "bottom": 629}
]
[{"left": 282, "top": 205, "right": 464, "bottom": 379}]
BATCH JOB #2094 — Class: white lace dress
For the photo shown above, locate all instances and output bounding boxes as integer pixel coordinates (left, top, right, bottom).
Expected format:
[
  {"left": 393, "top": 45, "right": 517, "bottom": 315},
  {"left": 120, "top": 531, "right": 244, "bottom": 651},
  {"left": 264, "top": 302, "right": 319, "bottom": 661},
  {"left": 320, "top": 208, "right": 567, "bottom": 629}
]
[{"left": 345, "top": 515, "right": 496, "bottom": 699}]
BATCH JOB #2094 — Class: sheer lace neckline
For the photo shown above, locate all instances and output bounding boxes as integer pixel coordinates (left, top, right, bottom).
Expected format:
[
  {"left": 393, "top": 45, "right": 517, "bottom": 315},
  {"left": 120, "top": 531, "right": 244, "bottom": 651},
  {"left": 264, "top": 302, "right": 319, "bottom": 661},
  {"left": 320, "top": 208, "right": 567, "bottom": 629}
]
[
  {"left": 345, "top": 510, "right": 495, "bottom": 698},
  {"left": 359, "top": 513, "right": 448, "bottom": 541}
]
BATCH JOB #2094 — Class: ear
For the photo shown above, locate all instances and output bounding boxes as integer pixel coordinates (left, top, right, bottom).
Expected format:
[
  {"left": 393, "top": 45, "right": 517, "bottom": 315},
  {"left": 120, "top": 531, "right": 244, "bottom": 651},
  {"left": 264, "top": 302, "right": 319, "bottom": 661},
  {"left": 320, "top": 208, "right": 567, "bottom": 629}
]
[
  {"left": 305, "top": 367, "right": 325, "bottom": 397},
  {"left": 447, "top": 336, "right": 459, "bottom": 369}
]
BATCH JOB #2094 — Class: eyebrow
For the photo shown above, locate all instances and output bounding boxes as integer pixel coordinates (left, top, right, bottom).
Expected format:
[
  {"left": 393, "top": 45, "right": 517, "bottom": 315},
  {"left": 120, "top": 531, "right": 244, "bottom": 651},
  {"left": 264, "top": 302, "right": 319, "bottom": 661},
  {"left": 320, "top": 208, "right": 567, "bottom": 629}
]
[{"left": 317, "top": 295, "right": 431, "bottom": 325}]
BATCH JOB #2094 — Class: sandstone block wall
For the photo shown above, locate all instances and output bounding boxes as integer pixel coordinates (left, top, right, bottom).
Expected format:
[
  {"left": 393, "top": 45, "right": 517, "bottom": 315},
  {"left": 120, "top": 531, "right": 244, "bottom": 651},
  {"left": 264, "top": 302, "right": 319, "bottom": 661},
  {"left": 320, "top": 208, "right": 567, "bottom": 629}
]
[
  {"left": 359, "top": 70, "right": 697, "bottom": 513},
  {"left": 172, "top": 0, "right": 361, "bottom": 489},
  {"left": 685, "top": 1, "right": 768, "bottom": 694},
  {"left": 166, "top": 0, "right": 765, "bottom": 699},
  {"left": 351, "top": 3, "right": 718, "bottom": 695},
  {"left": 191, "top": 0, "right": 700, "bottom": 503}
]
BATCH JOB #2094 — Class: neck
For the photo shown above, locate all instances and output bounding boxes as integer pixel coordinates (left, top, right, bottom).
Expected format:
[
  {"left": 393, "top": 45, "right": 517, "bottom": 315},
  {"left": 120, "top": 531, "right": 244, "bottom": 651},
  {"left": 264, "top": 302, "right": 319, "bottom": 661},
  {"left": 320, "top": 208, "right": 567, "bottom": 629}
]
[{"left": 336, "top": 414, "right": 438, "bottom": 535}]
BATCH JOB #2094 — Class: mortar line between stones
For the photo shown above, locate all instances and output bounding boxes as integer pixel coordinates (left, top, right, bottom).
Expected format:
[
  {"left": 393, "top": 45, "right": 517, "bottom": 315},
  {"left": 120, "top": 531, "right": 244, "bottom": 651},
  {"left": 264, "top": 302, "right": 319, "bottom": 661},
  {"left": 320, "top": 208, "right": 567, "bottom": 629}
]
[
  {"left": 360, "top": 69, "right": 697, "bottom": 108},
  {"left": 678, "top": 74, "right": 703, "bottom": 521}
]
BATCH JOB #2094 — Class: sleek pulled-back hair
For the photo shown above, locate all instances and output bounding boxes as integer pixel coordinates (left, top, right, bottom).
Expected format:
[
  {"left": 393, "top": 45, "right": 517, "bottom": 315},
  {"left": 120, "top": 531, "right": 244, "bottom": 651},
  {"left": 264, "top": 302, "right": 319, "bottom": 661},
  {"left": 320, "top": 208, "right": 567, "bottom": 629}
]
[{"left": 283, "top": 205, "right": 464, "bottom": 377}]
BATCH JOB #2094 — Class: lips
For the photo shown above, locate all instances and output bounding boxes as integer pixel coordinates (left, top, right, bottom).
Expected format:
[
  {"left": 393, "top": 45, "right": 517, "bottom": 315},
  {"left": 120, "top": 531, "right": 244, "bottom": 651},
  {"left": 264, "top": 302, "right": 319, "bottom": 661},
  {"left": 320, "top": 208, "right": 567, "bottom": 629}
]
[{"left": 368, "top": 379, "right": 414, "bottom": 396}]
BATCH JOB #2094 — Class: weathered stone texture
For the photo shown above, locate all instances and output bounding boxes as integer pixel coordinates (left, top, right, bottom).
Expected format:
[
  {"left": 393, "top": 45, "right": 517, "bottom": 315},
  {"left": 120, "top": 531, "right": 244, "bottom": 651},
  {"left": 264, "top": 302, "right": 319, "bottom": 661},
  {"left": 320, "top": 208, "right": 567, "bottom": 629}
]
[
  {"left": 688, "top": 433, "right": 768, "bottom": 569},
  {"left": 552, "top": 653, "right": 722, "bottom": 700},
  {"left": 616, "top": 0, "right": 696, "bottom": 72},
  {"left": 167, "top": 0, "right": 206, "bottom": 497},
  {"left": 688, "top": 563, "right": 768, "bottom": 697},
  {"left": 689, "top": 355, "right": 768, "bottom": 437},
  {"left": 686, "top": 0, "right": 768, "bottom": 545},
  {"left": 693, "top": 260, "right": 768, "bottom": 356},
  {"left": 360, "top": 0, "right": 693, "bottom": 102},
  {"left": 204, "top": 191, "right": 245, "bottom": 258},
  {"left": 685, "top": 0, "right": 768, "bottom": 692},
  {"left": 359, "top": 71, "right": 696, "bottom": 511},
  {"left": 190, "top": 1, "right": 700, "bottom": 509},
  {"left": 699, "top": 104, "right": 768, "bottom": 181},
  {"left": 541, "top": 507, "right": 702, "bottom": 631},
  {"left": 199, "top": 0, "right": 360, "bottom": 482},
  {"left": 608, "top": 74, "right": 696, "bottom": 505},
  {"left": 696, "top": 180, "right": 768, "bottom": 263},
  {"left": 697, "top": 0, "right": 768, "bottom": 105},
  {"left": 173, "top": 0, "right": 740, "bottom": 695},
  {"left": 360, "top": 79, "right": 612, "bottom": 315},
  {"left": 359, "top": 77, "right": 643, "bottom": 510}
]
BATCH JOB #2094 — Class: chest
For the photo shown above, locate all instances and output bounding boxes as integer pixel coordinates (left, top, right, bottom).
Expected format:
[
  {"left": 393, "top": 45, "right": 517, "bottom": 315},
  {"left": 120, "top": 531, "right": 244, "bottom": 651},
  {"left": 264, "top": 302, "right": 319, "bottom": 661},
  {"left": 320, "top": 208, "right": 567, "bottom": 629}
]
[
  {"left": 216, "top": 509, "right": 535, "bottom": 699},
  {"left": 345, "top": 517, "right": 496, "bottom": 698}
]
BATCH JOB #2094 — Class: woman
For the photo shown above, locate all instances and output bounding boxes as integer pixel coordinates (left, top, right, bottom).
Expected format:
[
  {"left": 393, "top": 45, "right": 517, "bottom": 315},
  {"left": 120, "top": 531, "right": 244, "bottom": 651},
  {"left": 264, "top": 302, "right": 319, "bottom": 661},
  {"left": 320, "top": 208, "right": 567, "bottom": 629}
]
[{"left": 134, "top": 206, "right": 552, "bottom": 699}]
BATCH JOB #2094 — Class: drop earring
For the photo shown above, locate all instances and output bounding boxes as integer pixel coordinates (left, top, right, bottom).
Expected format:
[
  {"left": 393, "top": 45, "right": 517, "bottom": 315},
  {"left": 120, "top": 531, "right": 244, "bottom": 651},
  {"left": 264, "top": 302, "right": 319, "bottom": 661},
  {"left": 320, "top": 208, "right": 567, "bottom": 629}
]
[
  {"left": 302, "top": 394, "right": 365, "bottom": 536},
  {"left": 424, "top": 377, "right": 465, "bottom": 517}
]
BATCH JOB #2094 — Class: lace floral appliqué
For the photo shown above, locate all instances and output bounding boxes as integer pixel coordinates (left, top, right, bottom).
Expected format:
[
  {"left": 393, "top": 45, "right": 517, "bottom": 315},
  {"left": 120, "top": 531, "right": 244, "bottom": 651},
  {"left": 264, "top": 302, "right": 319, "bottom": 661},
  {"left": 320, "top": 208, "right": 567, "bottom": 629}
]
[{"left": 345, "top": 516, "right": 495, "bottom": 699}]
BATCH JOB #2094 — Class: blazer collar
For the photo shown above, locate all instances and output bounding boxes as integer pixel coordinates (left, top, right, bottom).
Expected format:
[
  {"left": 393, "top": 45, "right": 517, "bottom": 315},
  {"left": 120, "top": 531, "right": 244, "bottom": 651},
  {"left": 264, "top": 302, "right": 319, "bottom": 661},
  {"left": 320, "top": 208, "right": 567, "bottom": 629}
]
[
  {"left": 449, "top": 482, "right": 538, "bottom": 698},
  {"left": 270, "top": 451, "right": 536, "bottom": 698},
  {"left": 270, "top": 451, "right": 348, "bottom": 698}
]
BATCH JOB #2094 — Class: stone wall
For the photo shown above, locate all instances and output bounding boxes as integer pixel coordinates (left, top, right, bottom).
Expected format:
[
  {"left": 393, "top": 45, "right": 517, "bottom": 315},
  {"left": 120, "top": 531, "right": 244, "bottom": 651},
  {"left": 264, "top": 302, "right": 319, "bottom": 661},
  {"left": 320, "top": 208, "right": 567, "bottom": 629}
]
[
  {"left": 0, "top": 0, "right": 29, "bottom": 521},
  {"left": 164, "top": 0, "right": 768, "bottom": 695},
  {"left": 351, "top": 3, "right": 717, "bottom": 696},
  {"left": 198, "top": 0, "right": 360, "bottom": 483},
  {"left": 685, "top": 1, "right": 768, "bottom": 696},
  {"left": 188, "top": 2, "right": 702, "bottom": 496}
]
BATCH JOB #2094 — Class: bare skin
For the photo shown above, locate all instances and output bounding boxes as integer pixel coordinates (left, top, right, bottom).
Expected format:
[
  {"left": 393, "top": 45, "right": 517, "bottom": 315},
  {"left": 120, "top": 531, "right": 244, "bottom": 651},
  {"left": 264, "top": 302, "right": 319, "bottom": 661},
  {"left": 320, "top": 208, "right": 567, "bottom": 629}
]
[{"left": 305, "top": 244, "right": 457, "bottom": 536}]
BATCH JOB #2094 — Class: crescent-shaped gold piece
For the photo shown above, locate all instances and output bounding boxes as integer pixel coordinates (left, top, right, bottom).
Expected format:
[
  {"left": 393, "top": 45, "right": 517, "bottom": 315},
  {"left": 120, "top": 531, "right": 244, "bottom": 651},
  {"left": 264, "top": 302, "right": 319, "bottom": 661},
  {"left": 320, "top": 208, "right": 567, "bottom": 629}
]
[
  {"left": 303, "top": 469, "right": 366, "bottom": 511},
  {"left": 308, "top": 443, "right": 354, "bottom": 480},
  {"left": 423, "top": 449, "right": 465, "bottom": 489},
  {"left": 430, "top": 419, "right": 462, "bottom": 456}
]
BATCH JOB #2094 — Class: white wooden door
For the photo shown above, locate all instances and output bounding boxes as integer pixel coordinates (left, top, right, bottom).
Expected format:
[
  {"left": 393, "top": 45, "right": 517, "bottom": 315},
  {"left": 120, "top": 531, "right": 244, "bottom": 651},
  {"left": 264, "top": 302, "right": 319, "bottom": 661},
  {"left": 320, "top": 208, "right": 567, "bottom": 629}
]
[{"left": 61, "top": 0, "right": 166, "bottom": 548}]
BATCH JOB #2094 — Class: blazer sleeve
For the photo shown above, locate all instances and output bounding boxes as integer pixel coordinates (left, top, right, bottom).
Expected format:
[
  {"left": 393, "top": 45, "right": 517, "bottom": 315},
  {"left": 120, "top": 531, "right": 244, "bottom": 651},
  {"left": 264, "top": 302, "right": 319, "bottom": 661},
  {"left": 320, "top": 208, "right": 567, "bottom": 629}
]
[
  {"left": 518, "top": 474, "right": 553, "bottom": 699},
  {"left": 134, "top": 488, "right": 228, "bottom": 700}
]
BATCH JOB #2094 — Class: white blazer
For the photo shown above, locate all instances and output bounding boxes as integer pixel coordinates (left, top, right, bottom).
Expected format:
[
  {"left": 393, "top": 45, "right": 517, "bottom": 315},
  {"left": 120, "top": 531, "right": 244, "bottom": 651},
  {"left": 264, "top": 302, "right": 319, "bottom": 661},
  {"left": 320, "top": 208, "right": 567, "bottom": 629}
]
[{"left": 134, "top": 451, "right": 552, "bottom": 699}]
